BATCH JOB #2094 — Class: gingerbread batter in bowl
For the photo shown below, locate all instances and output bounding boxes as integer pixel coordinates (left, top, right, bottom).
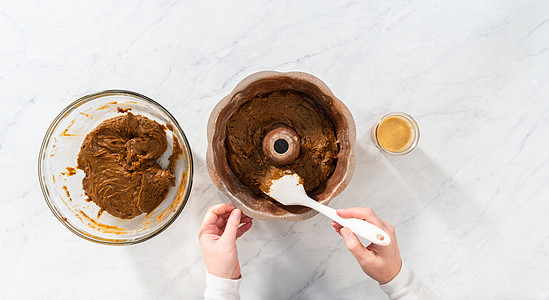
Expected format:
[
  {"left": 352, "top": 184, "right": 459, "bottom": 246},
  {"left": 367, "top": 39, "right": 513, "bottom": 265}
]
[
  {"left": 39, "top": 90, "right": 193, "bottom": 244},
  {"left": 77, "top": 112, "right": 182, "bottom": 219}
]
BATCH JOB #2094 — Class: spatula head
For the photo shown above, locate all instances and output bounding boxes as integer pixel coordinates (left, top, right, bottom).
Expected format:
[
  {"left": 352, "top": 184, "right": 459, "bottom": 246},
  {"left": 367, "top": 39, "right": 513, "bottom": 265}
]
[{"left": 266, "top": 173, "right": 308, "bottom": 206}]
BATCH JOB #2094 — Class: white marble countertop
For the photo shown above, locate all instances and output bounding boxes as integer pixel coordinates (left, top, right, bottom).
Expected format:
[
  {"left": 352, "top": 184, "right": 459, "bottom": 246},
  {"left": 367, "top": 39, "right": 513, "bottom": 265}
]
[{"left": 1, "top": 0, "right": 549, "bottom": 299}]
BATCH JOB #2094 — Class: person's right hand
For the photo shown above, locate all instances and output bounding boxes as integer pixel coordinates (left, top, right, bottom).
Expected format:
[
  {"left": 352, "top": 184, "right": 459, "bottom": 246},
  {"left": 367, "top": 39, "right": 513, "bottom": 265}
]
[{"left": 332, "top": 207, "right": 402, "bottom": 284}]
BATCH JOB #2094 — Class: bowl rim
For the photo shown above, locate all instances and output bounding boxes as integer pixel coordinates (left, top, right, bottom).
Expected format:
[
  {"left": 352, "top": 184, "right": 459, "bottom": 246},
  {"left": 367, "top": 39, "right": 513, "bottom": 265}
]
[{"left": 38, "top": 89, "right": 194, "bottom": 245}]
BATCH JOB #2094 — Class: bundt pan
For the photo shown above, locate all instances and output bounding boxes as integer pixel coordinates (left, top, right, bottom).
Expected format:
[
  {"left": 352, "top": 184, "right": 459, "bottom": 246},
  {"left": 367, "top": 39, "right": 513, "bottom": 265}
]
[{"left": 207, "top": 71, "right": 356, "bottom": 221}]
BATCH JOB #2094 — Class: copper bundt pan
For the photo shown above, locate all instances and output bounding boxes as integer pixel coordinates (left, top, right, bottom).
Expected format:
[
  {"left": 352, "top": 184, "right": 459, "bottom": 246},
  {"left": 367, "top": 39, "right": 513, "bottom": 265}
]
[{"left": 207, "top": 71, "right": 356, "bottom": 221}]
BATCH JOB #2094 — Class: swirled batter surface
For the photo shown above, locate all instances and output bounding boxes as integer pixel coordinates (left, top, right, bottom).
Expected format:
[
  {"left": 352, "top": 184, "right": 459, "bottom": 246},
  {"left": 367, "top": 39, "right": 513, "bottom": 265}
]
[
  {"left": 77, "top": 112, "right": 179, "bottom": 219},
  {"left": 225, "top": 90, "right": 339, "bottom": 197}
]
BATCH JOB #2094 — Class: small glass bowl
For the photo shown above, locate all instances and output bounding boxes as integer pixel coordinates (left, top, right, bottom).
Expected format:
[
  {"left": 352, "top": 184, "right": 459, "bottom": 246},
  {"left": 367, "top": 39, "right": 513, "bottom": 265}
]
[
  {"left": 38, "top": 90, "right": 193, "bottom": 245},
  {"left": 371, "top": 112, "right": 420, "bottom": 156}
]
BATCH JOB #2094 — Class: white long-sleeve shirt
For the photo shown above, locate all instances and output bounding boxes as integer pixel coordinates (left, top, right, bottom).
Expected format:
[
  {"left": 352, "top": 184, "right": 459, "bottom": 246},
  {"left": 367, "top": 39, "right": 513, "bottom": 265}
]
[
  {"left": 204, "top": 273, "right": 242, "bottom": 300},
  {"left": 379, "top": 264, "right": 438, "bottom": 299},
  {"left": 204, "top": 263, "right": 438, "bottom": 300}
]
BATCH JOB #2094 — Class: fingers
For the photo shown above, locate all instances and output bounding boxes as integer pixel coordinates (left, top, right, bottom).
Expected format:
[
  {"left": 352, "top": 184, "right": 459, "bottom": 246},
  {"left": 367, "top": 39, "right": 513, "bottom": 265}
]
[
  {"left": 332, "top": 221, "right": 343, "bottom": 233},
  {"left": 216, "top": 213, "right": 252, "bottom": 230},
  {"left": 201, "top": 202, "right": 236, "bottom": 228},
  {"left": 339, "top": 227, "right": 365, "bottom": 254},
  {"left": 339, "top": 227, "right": 375, "bottom": 264},
  {"left": 215, "top": 215, "right": 227, "bottom": 229},
  {"left": 240, "top": 216, "right": 253, "bottom": 223},
  {"left": 200, "top": 203, "right": 255, "bottom": 243},
  {"left": 210, "top": 202, "right": 236, "bottom": 216},
  {"left": 336, "top": 207, "right": 386, "bottom": 229},
  {"left": 381, "top": 220, "right": 395, "bottom": 234},
  {"left": 236, "top": 221, "right": 253, "bottom": 238},
  {"left": 221, "top": 208, "right": 242, "bottom": 242}
]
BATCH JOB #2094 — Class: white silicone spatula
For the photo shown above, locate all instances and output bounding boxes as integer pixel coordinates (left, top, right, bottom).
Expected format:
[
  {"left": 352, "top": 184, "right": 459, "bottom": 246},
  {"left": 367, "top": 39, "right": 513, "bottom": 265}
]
[{"left": 266, "top": 173, "right": 391, "bottom": 246}]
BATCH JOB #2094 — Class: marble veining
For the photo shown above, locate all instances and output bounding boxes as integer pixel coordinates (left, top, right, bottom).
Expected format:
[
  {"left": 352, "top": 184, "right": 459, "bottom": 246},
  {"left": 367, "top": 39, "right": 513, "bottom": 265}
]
[{"left": 1, "top": 0, "right": 549, "bottom": 299}]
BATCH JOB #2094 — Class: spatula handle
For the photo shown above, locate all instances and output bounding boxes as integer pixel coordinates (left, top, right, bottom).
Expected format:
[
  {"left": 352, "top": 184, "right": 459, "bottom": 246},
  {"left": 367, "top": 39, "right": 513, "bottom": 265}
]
[{"left": 306, "top": 200, "right": 391, "bottom": 246}]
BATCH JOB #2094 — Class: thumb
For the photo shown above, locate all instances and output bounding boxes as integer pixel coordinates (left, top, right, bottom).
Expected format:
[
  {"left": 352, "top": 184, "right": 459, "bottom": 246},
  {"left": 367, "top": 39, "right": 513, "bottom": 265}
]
[
  {"left": 340, "top": 227, "right": 372, "bottom": 262},
  {"left": 221, "top": 209, "right": 241, "bottom": 242}
]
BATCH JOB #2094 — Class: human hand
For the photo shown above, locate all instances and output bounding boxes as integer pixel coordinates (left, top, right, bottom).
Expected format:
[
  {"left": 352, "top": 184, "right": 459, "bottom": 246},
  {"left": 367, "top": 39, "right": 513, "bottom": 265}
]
[
  {"left": 332, "top": 207, "right": 401, "bottom": 284},
  {"left": 199, "top": 202, "right": 253, "bottom": 279}
]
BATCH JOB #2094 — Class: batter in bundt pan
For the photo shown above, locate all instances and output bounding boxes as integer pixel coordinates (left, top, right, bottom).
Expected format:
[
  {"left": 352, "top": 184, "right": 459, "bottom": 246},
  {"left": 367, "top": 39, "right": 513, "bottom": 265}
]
[{"left": 225, "top": 90, "right": 339, "bottom": 204}]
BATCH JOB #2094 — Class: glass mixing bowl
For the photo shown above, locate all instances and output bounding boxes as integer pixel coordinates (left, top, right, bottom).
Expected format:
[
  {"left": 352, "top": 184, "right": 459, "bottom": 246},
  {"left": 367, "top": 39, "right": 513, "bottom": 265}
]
[{"left": 38, "top": 90, "right": 193, "bottom": 245}]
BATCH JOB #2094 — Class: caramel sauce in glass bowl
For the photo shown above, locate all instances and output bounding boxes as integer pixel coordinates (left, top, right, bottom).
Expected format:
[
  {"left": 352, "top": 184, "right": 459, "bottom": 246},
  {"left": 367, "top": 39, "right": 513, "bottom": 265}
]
[{"left": 372, "top": 112, "right": 419, "bottom": 156}]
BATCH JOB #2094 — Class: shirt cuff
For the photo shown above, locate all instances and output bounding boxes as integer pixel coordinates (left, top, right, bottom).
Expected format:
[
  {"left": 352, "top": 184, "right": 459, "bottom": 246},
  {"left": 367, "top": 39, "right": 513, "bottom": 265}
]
[
  {"left": 204, "top": 272, "right": 242, "bottom": 300},
  {"left": 379, "top": 263, "right": 439, "bottom": 300},
  {"left": 379, "top": 263, "right": 412, "bottom": 294}
]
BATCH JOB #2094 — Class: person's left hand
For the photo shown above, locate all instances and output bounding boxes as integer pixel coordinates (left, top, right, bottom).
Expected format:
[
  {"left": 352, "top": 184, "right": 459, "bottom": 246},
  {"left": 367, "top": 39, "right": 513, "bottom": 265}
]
[{"left": 198, "top": 202, "right": 253, "bottom": 279}]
